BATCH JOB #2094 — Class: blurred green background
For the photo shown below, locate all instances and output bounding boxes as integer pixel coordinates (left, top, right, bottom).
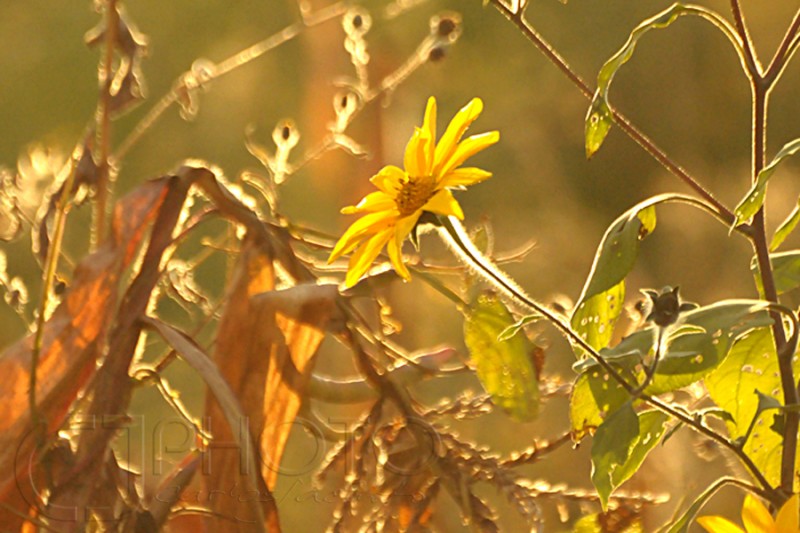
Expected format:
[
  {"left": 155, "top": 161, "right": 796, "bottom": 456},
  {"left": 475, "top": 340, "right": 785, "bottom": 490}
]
[{"left": 1, "top": 0, "right": 799, "bottom": 531}]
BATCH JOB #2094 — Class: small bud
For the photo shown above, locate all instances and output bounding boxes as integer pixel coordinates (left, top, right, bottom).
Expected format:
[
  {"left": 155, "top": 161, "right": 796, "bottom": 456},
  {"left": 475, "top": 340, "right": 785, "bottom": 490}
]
[
  {"left": 641, "top": 286, "right": 697, "bottom": 327},
  {"left": 428, "top": 47, "right": 446, "bottom": 62}
]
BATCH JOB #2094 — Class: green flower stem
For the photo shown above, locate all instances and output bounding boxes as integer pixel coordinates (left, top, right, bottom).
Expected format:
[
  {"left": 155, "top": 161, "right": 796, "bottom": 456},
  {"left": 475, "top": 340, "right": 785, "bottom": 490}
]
[{"left": 438, "top": 214, "right": 779, "bottom": 501}]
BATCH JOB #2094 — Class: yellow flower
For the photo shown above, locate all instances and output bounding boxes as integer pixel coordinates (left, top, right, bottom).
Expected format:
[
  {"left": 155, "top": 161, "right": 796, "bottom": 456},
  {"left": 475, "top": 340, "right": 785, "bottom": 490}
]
[
  {"left": 329, "top": 96, "right": 499, "bottom": 287},
  {"left": 697, "top": 494, "right": 800, "bottom": 533}
]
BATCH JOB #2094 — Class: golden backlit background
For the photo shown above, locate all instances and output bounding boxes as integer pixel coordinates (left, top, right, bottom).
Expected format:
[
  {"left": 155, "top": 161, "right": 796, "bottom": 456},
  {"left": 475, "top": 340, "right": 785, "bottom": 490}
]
[{"left": 1, "top": 0, "right": 799, "bottom": 530}]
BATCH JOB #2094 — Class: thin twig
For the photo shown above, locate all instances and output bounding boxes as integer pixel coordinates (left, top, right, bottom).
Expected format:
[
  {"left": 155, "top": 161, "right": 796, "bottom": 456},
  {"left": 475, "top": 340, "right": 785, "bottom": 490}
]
[
  {"left": 29, "top": 152, "right": 80, "bottom": 448},
  {"left": 113, "top": 2, "right": 347, "bottom": 161},
  {"left": 93, "top": 0, "right": 119, "bottom": 247},
  {"left": 487, "top": 0, "right": 738, "bottom": 228},
  {"left": 729, "top": 0, "right": 762, "bottom": 78},
  {"left": 765, "top": 8, "right": 800, "bottom": 83}
]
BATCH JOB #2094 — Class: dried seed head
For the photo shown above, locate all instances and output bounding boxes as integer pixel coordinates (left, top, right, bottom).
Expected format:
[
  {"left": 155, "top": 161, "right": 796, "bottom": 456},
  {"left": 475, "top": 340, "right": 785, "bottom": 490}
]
[
  {"left": 430, "top": 12, "right": 462, "bottom": 43},
  {"left": 343, "top": 7, "right": 371, "bottom": 37},
  {"left": 437, "top": 17, "right": 457, "bottom": 37}
]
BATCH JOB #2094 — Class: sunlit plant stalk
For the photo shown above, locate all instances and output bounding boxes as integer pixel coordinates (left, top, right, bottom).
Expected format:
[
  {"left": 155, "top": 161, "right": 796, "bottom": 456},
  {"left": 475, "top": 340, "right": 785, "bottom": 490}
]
[
  {"left": 29, "top": 152, "right": 80, "bottom": 448},
  {"left": 436, "top": 214, "right": 781, "bottom": 502},
  {"left": 729, "top": 0, "right": 800, "bottom": 495},
  {"left": 93, "top": 0, "right": 119, "bottom": 247}
]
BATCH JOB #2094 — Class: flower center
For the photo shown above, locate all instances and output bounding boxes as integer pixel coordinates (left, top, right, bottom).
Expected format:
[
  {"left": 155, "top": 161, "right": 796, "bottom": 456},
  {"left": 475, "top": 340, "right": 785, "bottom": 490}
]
[{"left": 396, "top": 175, "right": 437, "bottom": 217}]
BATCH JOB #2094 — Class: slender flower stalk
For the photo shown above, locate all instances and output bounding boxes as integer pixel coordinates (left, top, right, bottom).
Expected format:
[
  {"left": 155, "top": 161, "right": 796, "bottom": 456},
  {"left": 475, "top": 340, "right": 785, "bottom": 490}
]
[{"left": 328, "top": 96, "right": 499, "bottom": 287}]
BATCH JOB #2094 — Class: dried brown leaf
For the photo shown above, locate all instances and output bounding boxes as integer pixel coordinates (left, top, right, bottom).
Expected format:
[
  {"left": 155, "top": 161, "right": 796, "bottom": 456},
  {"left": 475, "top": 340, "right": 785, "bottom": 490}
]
[{"left": 0, "top": 179, "right": 168, "bottom": 529}]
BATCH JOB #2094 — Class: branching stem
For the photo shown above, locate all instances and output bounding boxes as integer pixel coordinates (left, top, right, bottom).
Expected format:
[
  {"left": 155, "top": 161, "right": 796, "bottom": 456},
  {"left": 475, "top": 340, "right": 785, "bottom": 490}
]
[
  {"left": 439, "top": 215, "right": 778, "bottom": 502},
  {"left": 486, "top": 0, "right": 738, "bottom": 228}
]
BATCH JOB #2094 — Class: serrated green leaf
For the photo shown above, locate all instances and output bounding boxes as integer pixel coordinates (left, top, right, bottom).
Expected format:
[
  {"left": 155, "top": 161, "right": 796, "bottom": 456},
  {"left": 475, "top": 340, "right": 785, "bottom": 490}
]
[
  {"left": 770, "top": 197, "right": 800, "bottom": 251},
  {"left": 586, "top": 4, "right": 722, "bottom": 157},
  {"left": 734, "top": 137, "right": 800, "bottom": 225},
  {"left": 571, "top": 197, "right": 660, "bottom": 354},
  {"left": 751, "top": 250, "right": 800, "bottom": 295},
  {"left": 705, "top": 328, "right": 785, "bottom": 485},
  {"left": 570, "top": 369, "right": 630, "bottom": 439},
  {"left": 591, "top": 402, "right": 639, "bottom": 509},
  {"left": 464, "top": 292, "right": 539, "bottom": 422}
]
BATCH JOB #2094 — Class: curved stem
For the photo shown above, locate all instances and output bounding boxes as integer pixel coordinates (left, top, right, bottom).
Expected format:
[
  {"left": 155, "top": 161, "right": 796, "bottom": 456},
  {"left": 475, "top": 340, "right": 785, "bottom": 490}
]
[
  {"left": 439, "top": 215, "right": 778, "bottom": 499},
  {"left": 487, "top": 0, "right": 738, "bottom": 227},
  {"left": 765, "top": 8, "right": 800, "bottom": 83},
  {"left": 730, "top": 0, "right": 762, "bottom": 78}
]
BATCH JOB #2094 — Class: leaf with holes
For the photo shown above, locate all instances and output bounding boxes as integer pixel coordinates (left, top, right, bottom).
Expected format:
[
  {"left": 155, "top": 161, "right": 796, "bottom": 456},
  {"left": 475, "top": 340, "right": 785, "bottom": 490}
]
[
  {"left": 590, "top": 402, "right": 639, "bottom": 509},
  {"left": 464, "top": 292, "right": 540, "bottom": 422},
  {"left": 573, "top": 300, "right": 773, "bottom": 396},
  {"left": 585, "top": 3, "right": 719, "bottom": 157},
  {"left": 705, "top": 327, "right": 792, "bottom": 486},
  {"left": 734, "top": 138, "right": 800, "bottom": 226},
  {"left": 751, "top": 251, "right": 800, "bottom": 295},
  {"left": 571, "top": 197, "right": 660, "bottom": 355},
  {"left": 609, "top": 410, "right": 668, "bottom": 492},
  {"left": 570, "top": 369, "right": 630, "bottom": 440}
]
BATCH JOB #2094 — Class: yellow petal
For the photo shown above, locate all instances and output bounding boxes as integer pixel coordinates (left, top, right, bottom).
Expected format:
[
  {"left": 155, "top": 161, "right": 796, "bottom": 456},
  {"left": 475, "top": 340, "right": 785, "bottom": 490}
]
[
  {"left": 370, "top": 165, "right": 406, "bottom": 195},
  {"left": 433, "top": 97, "right": 484, "bottom": 175},
  {"left": 404, "top": 127, "right": 432, "bottom": 178},
  {"left": 422, "top": 97, "right": 437, "bottom": 169},
  {"left": 394, "top": 213, "right": 420, "bottom": 244},
  {"left": 696, "top": 516, "right": 746, "bottom": 533},
  {"left": 438, "top": 131, "right": 500, "bottom": 177},
  {"left": 422, "top": 189, "right": 464, "bottom": 219},
  {"left": 342, "top": 191, "right": 396, "bottom": 213},
  {"left": 440, "top": 167, "right": 492, "bottom": 188},
  {"left": 775, "top": 494, "right": 800, "bottom": 533},
  {"left": 345, "top": 229, "right": 394, "bottom": 287},
  {"left": 329, "top": 211, "right": 396, "bottom": 262},
  {"left": 387, "top": 231, "right": 410, "bottom": 281},
  {"left": 742, "top": 495, "right": 774, "bottom": 533}
]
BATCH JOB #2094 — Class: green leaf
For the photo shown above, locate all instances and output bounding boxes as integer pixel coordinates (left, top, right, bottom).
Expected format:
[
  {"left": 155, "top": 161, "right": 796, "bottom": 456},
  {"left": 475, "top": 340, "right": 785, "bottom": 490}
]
[
  {"left": 609, "top": 410, "right": 669, "bottom": 489},
  {"left": 570, "top": 369, "right": 630, "bottom": 440},
  {"left": 734, "top": 137, "right": 800, "bottom": 225},
  {"left": 464, "top": 292, "right": 539, "bottom": 422},
  {"left": 770, "top": 197, "right": 800, "bottom": 251},
  {"left": 572, "top": 281, "right": 626, "bottom": 354},
  {"left": 574, "top": 299, "right": 772, "bottom": 394},
  {"left": 591, "top": 402, "right": 639, "bottom": 509},
  {"left": 705, "top": 328, "right": 785, "bottom": 485},
  {"left": 585, "top": 4, "right": 720, "bottom": 157},
  {"left": 571, "top": 197, "right": 660, "bottom": 353},
  {"left": 751, "top": 250, "right": 800, "bottom": 295}
]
